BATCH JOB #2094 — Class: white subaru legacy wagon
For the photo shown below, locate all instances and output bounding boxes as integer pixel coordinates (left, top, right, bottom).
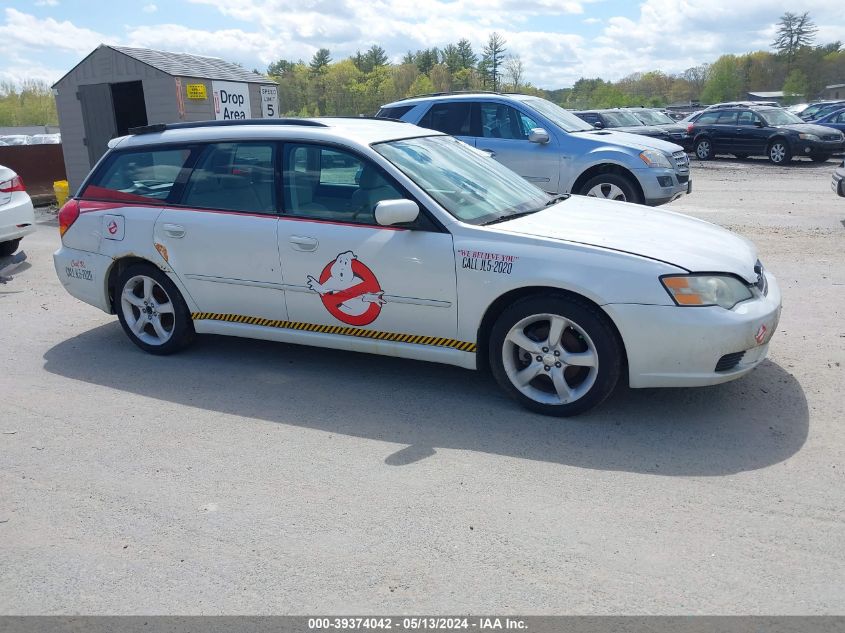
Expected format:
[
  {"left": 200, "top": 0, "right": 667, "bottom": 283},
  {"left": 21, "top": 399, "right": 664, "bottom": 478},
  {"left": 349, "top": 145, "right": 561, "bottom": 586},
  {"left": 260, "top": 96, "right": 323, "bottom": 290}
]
[{"left": 54, "top": 118, "right": 781, "bottom": 416}]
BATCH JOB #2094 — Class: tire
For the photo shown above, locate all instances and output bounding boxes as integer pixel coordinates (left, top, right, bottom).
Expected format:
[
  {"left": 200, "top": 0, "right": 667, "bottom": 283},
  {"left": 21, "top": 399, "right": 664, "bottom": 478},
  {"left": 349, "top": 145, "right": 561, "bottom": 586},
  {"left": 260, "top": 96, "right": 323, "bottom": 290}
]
[
  {"left": 115, "top": 263, "right": 195, "bottom": 355},
  {"left": 810, "top": 153, "right": 830, "bottom": 163},
  {"left": 489, "top": 294, "right": 622, "bottom": 417},
  {"left": 768, "top": 139, "right": 792, "bottom": 164},
  {"left": 0, "top": 239, "right": 21, "bottom": 257},
  {"left": 694, "top": 138, "right": 713, "bottom": 160},
  {"left": 579, "top": 173, "right": 640, "bottom": 204}
]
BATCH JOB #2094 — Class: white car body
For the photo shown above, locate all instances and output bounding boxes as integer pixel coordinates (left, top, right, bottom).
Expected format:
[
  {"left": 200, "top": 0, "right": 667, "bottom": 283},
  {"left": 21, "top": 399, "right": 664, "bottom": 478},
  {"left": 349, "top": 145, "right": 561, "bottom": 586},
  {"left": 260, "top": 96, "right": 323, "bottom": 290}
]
[
  {"left": 0, "top": 165, "right": 36, "bottom": 249},
  {"left": 53, "top": 119, "right": 780, "bottom": 407}
]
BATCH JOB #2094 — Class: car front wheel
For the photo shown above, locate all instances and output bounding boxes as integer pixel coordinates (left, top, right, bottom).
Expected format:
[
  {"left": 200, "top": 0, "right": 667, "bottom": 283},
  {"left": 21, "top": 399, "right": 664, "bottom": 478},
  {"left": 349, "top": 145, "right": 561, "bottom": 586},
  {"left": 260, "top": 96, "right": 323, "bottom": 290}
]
[
  {"left": 116, "top": 263, "right": 195, "bottom": 355},
  {"left": 694, "top": 138, "right": 713, "bottom": 160},
  {"left": 489, "top": 295, "right": 622, "bottom": 416},
  {"left": 579, "top": 174, "right": 639, "bottom": 204},
  {"left": 768, "top": 140, "right": 792, "bottom": 164}
]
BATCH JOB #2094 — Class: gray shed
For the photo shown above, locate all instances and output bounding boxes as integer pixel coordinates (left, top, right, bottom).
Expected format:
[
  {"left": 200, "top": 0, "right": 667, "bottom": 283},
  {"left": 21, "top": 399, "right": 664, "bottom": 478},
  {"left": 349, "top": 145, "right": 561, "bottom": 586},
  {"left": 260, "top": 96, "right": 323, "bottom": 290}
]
[{"left": 52, "top": 44, "right": 279, "bottom": 190}]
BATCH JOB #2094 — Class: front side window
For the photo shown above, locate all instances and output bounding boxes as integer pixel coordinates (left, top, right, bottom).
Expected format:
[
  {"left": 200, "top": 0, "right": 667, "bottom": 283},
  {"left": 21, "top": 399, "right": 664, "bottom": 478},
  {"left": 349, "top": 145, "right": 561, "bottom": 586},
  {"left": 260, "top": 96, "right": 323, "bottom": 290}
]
[
  {"left": 737, "top": 111, "right": 761, "bottom": 126},
  {"left": 480, "top": 103, "right": 537, "bottom": 140},
  {"left": 180, "top": 142, "right": 275, "bottom": 214},
  {"left": 84, "top": 147, "right": 193, "bottom": 203},
  {"left": 374, "top": 135, "right": 551, "bottom": 225},
  {"left": 283, "top": 143, "right": 404, "bottom": 224}
]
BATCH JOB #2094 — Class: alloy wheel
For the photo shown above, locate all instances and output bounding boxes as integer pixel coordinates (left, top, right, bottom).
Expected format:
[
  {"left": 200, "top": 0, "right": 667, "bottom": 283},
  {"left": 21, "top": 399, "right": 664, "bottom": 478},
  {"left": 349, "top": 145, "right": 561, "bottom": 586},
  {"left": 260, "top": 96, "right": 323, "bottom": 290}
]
[
  {"left": 120, "top": 274, "right": 176, "bottom": 346},
  {"left": 586, "top": 183, "right": 627, "bottom": 201}
]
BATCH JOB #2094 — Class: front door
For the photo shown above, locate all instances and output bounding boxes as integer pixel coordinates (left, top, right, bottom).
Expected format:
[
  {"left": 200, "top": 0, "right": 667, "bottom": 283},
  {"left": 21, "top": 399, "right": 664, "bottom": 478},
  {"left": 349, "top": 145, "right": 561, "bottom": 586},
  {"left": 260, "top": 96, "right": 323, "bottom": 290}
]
[
  {"left": 155, "top": 141, "right": 286, "bottom": 320},
  {"left": 275, "top": 142, "right": 458, "bottom": 340},
  {"left": 474, "top": 102, "right": 561, "bottom": 192}
]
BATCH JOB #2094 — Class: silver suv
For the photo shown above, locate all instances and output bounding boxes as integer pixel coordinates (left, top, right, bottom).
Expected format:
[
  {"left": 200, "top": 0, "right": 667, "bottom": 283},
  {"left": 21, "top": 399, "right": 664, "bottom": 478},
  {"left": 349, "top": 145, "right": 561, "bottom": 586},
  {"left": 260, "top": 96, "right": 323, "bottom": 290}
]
[{"left": 377, "top": 93, "right": 691, "bottom": 206}]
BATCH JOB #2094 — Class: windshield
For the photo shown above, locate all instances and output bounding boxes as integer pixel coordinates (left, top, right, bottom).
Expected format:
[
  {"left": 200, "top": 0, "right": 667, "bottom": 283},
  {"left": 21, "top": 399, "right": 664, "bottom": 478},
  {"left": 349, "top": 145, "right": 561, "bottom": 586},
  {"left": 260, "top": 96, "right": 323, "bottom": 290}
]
[
  {"left": 634, "top": 110, "right": 673, "bottom": 125},
  {"left": 760, "top": 109, "right": 804, "bottom": 126},
  {"left": 374, "top": 135, "right": 552, "bottom": 225},
  {"left": 515, "top": 97, "right": 594, "bottom": 132},
  {"left": 602, "top": 111, "right": 645, "bottom": 127}
]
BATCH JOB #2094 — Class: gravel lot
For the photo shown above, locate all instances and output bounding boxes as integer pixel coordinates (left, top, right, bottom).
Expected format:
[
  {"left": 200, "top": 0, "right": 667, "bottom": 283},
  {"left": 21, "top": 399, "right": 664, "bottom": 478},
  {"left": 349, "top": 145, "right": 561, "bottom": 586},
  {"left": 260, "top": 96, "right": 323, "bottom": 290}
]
[{"left": 1, "top": 156, "right": 843, "bottom": 614}]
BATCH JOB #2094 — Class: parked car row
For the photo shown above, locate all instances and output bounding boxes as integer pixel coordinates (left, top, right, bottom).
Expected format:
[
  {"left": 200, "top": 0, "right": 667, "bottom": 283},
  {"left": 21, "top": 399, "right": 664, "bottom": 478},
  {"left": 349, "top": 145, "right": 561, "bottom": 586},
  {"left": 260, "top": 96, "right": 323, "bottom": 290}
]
[{"left": 0, "top": 134, "right": 61, "bottom": 146}]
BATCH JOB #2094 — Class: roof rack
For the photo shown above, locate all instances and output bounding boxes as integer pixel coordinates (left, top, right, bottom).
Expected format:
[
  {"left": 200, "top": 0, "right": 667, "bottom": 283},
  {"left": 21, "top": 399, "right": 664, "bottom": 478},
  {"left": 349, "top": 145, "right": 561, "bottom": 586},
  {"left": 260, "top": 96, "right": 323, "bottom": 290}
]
[
  {"left": 128, "top": 118, "right": 328, "bottom": 135},
  {"left": 395, "top": 90, "right": 503, "bottom": 102}
]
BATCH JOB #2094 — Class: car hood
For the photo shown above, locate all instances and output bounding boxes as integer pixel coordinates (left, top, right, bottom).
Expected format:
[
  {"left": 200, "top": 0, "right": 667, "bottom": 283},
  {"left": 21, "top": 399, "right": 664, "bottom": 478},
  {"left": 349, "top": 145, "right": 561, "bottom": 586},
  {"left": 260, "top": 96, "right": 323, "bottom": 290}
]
[
  {"left": 778, "top": 123, "right": 843, "bottom": 136},
  {"left": 492, "top": 197, "right": 759, "bottom": 282},
  {"left": 572, "top": 129, "right": 683, "bottom": 153}
]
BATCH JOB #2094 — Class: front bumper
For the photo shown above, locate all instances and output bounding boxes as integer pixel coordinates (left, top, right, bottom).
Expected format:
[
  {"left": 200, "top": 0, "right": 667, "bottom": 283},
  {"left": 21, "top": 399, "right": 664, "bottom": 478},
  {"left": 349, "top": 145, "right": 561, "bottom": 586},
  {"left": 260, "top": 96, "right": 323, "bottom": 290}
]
[
  {"left": 0, "top": 194, "right": 36, "bottom": 244},
  {"left": 832, "top": 166, "right": 845, "bottom": 197},
  {"left": 794, "top": 139, "right": 845, "bottom": 156},
  {"left": 605, "top": 270, "right": 782, "bottom": 388},
  {"left": 638, "top": 166, "right": 691, "bottom": 206}
]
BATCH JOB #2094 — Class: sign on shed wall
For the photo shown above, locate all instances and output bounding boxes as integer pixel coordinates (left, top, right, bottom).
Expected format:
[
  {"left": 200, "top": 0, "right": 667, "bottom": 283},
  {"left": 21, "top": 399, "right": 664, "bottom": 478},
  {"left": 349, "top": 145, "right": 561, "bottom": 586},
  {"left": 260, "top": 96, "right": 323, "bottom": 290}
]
[
  {"left": 260, "top": 85, "right": 279, "bottom": 118},
  {"left": 212, "top": 81, "right": 250, "bottom": 120}
]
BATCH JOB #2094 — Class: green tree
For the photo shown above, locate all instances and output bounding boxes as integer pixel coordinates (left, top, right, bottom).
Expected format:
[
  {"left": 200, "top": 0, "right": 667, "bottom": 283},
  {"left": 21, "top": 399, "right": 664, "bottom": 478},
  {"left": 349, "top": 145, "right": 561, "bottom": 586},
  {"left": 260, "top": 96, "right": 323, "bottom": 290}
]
[
  {"left": 365, "top": 45, "right": 389, "bottom": 71},
  {"left": 456, "top": 39, "right": 477, "bottom": 70},
  {"left": 772, "top": 12, "right": 818, "bottom": 62},
  {"left": 481, "top": 32, "right": 507, "bottom": 91},
  {"left": 309, "top": 48, "right": 332, "bottom": 74},
  {"left": 701, "top": 55, "right": 743, "bottom": 103},
  {"left": 782, "top": 68, "right": 809, "bottom": 103}
]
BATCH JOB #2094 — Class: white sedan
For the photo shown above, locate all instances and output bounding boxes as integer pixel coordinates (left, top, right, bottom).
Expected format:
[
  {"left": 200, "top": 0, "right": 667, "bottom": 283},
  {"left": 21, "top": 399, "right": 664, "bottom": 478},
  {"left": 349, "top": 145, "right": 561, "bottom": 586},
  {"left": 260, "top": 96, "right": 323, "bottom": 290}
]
[
  {"left": 0, "top": 164, "right": 36, "bottom": 257},
  {"left": 53, "top": 119, "right": 781, "bottom": 416}
]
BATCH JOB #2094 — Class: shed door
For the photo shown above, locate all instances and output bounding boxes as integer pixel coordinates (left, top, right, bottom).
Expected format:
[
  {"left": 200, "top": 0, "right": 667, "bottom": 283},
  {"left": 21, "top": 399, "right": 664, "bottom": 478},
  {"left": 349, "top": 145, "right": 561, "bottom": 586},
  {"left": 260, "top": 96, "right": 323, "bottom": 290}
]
[{"left": 79, "top": 83, "right": 117, "bottom": 166}]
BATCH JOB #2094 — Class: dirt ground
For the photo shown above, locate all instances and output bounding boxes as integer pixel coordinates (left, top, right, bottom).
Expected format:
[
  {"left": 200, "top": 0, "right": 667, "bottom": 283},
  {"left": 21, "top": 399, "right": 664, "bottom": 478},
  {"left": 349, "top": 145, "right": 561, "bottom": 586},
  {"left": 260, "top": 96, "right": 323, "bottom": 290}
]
[{"left": 1, "top": 156, "right": 843, "bottom": 614}]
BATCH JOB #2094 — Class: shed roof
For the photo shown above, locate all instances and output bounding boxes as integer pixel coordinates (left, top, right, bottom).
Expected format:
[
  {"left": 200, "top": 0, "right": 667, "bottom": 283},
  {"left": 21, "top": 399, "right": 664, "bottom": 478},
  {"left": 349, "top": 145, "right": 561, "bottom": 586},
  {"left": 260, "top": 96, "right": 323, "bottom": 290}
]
[{"left": 53, "top": 44, "right": 275, "bottom": 87}]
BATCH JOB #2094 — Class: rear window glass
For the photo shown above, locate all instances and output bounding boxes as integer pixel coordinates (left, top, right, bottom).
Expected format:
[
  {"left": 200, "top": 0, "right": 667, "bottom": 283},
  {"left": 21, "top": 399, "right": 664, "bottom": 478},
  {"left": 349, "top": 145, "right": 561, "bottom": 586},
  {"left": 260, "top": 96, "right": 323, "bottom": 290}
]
[{"left": 84, "top": 148, "right": 192, "bottom": 203}]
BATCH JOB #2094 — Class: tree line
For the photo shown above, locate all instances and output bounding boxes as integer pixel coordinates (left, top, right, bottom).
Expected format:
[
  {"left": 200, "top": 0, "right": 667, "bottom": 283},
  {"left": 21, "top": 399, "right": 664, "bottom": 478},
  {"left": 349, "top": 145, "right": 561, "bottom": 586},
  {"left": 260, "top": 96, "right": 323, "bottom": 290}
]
[{"left": 0, "top": 81, "right": 58, "bottom": 127}]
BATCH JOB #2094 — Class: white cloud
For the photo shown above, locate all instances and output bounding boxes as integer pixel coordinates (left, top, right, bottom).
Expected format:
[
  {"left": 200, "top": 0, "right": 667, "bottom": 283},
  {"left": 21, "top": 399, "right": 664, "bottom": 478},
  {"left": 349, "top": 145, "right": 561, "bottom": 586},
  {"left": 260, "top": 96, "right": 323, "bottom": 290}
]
[
  {"left": 0, "top": 8, "right": 111, "bottom": 55},
  {"left": 34, "top": 0, "right": 59, "bottom": 6},
  {"left": 142, "top": 3, "right": 158, "bottom": 12}
]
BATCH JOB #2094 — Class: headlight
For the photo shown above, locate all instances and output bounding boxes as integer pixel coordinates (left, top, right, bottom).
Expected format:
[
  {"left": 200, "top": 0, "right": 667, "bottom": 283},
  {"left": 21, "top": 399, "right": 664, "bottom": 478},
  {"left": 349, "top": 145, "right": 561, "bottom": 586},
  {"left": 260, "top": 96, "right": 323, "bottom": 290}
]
[
  {"left": 798, "top": 133, "right": 820, "bottom": 141},
  {"left": 661, "top": 274, "right": 754, "bottom": 309},
  {"left": 639, "top": 150, "right": 673, "bottom": 168}
]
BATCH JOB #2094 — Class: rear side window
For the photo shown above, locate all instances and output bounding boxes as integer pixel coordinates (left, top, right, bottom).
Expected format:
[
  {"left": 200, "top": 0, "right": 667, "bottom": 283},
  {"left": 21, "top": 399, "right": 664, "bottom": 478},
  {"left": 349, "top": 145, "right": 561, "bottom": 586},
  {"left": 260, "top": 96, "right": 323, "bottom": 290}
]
[
  {"left": 715, "top": 111, "right": 739, "bottom": 125},
  {"left": 696, "top": 112, "right": 719, "bottom": 125},
  {"left": 84, "top": 147, "right": 193, "bottom": 203},
  {"left": 180, "top": 142, "right": 276, "bottom": 214},
  {"left": 376, "top": 105, "right": 414, "bottom": 120},
  {"left": 418, "top": 102, "right": 475, "bottom": 136}
]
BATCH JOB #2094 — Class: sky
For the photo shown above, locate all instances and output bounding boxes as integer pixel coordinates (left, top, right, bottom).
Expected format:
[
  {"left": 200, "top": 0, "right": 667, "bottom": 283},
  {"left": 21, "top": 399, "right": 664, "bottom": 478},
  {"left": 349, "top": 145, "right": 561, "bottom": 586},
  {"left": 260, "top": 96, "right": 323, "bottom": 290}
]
[{"left": 1, "top": 0, "right": 843, "bottom": 89}]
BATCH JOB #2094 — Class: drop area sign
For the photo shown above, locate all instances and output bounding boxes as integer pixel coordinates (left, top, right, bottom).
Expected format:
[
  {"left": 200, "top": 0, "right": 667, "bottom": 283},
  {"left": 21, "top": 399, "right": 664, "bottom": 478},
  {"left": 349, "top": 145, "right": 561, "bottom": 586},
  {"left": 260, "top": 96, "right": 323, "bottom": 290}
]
[{"left": 212, "top": 81, "right": 251, "bottom": 120}]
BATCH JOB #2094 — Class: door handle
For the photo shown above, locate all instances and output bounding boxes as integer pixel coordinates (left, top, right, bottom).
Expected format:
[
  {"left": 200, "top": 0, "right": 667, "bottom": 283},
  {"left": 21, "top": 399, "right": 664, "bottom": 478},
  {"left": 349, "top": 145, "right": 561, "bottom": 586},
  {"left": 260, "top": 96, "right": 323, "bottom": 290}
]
[
  {"left": 162, "top": 223, "right": 186, "bottom": 238},
  {"left": 289, "top": 235, "right": 318, "bottom": 252}
]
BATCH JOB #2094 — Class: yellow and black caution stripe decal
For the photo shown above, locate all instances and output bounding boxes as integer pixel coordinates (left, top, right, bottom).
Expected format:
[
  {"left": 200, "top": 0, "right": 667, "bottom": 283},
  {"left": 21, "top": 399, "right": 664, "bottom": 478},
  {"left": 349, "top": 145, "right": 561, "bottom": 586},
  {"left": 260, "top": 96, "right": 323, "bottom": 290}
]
[{"left": 191, "top": 312, "right": 477, "bottom": 353}]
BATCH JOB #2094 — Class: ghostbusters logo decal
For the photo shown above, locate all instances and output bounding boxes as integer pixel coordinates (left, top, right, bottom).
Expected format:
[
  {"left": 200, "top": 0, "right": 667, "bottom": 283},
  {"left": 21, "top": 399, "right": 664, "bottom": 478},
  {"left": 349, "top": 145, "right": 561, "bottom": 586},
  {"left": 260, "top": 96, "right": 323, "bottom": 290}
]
[{"left": 307, "top": 251, "right": 386, "bottom": 326}]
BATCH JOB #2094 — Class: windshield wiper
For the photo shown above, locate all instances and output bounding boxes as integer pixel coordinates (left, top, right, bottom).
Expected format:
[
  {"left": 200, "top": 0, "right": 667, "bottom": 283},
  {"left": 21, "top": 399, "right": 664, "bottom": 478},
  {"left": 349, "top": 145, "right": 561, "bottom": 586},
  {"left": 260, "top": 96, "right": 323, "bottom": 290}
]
[
  {"left": 545, "top": 194, "right": 570, "bottom": 206},
  {"left": 482, "top": 208, "right": 543, "bottom": 226}
]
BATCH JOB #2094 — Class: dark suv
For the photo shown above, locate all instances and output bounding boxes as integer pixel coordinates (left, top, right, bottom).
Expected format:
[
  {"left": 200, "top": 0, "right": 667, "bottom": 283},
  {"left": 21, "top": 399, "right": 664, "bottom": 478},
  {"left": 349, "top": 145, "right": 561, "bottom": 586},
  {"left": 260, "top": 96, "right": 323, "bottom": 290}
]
[{"left": 690, "top": 105, "right": 845, "bottom": 164}]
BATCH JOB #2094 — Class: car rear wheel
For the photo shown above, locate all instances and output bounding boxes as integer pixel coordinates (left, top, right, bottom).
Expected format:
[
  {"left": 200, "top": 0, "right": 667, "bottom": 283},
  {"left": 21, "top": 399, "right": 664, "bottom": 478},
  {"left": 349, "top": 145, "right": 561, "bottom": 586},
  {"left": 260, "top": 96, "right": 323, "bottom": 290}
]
[
  {"left": 694, "top": 138, "right": 713, "bottom": 160},
  {"left": 579, "top": 174, "right": 639, "bottom": 204},
  {"left": 0, "top": 239, "right": 21, "bottom": 257},
  {"left": 489, "top": 295, "right": 622, "bottom": 416},
  {"left": 810, "top": 153, "right": 830, "bottom": 163},
  {"left": 116, "top": 263, "right": 195, "bottom": 355},
  {"left": 768, "top": 140, "right": 792, "bottom": 164}
]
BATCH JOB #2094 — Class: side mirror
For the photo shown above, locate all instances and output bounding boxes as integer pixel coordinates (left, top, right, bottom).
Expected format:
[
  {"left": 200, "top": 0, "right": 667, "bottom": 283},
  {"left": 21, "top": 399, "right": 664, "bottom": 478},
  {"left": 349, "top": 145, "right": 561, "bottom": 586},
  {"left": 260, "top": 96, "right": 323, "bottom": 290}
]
[
  {"left": 593, "top": 121, "right": 604, "bottom": 129},
  {"left": 528, "top": 127, "right": 550, "bottom": 144},
  {"left": 754, "top": 120, "right": 764, "bottom": 127},
  {"left": 375, "top": 199, "right": 419, "bottom": 226}
]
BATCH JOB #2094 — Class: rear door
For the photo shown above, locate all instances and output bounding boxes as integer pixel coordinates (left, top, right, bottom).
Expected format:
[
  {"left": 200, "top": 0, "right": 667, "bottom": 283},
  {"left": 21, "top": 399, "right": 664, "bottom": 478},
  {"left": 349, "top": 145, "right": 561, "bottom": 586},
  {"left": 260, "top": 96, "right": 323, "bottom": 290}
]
[
  {"left": 155, "top": 141, "right": 286, "bottom": 320},
  {"left": 711, "top": 110, "right": 739, "bottom": 152}
]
